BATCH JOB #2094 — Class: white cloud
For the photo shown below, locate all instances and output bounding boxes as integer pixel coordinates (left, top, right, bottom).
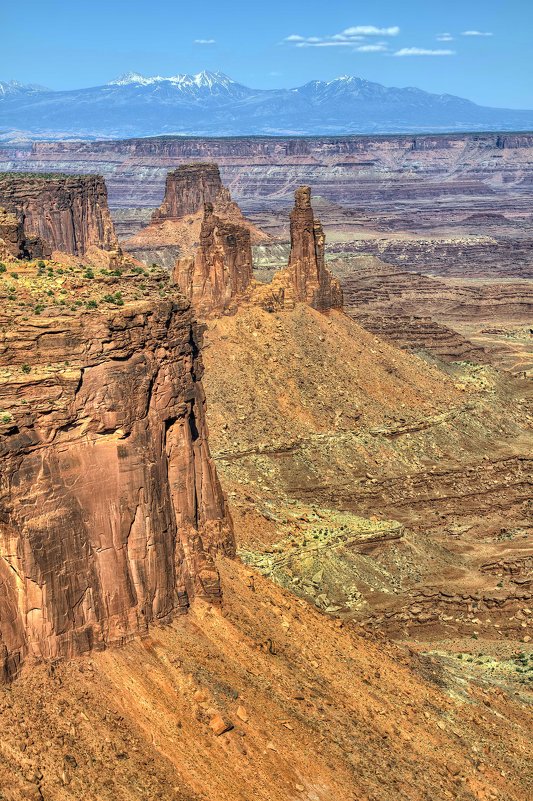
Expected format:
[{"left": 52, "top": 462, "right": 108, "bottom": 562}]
[
  {"left": 194, "top": 39, "right": 216, "bottom": 45},
  {"left": 356, "top": 44, "right": 388, "bottom": 53},
  {"left": 461, "top": 30, "right": 493, "bottom": 36},
  {"left": 393, "top": 47, "right": 455, "bottom": 57},
  {"left": 283, "top": 25, "right": 399, "bottom": 50},
  {"left": 296, "top": 41, "right": 356, "bottom": 48},
  {"left": 343, "top": 25, "right": 399, "bottom": 37},
  {"left": 436, "top": 33, "right": 454, "bottom": 42}
]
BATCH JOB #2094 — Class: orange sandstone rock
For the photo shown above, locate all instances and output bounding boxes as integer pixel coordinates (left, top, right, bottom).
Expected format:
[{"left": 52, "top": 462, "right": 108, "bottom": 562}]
[
  {"left": 287, "top": 186, "right": 343, "bottom": 312},
  {"left": 0, "top": 287, "right": 234, "bottom": 682}
]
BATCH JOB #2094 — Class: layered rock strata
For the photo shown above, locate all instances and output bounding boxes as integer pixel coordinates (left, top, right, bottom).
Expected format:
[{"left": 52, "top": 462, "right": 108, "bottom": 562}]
[
  {"left": 152, "top": 163, "right": 224, "bottom": 221},
  {"left": 173, "top": 201, "right": 253, "bottom": 316},
  {"left": 0, "top": 206, "right": 51, "bottom": 260},
  {"left": 0, "top": 267, "right": 234, "bottom": 682},
  {"left": 0, "top": 173, "right": 120, "bottom": 256},
  {"left": 286, "top": 186, "right": 343, "bottom": 311}
]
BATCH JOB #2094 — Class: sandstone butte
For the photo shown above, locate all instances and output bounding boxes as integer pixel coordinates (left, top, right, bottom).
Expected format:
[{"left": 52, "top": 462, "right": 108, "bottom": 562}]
[
  {"left": 0, "top": 173, "right": 122, "bottom": 265},
  {"left": 172, "top": 183, "right": 343, "bottom": 317},
  {"left": 132, "top": 162, "right": 343, "bottom": 317},
  {"left": 0, "top": 168, "right": 341, "bottom": 684},
  {"left": 0, "top": 173, "right": 235, "bottom": 682}
]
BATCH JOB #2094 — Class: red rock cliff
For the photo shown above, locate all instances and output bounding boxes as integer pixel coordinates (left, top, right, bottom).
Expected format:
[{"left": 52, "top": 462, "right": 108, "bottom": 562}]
[
  {"left": 173, "top": 202, "right": 253, "bottom": 316},
  {"left": 0, "top": 269, "right": 234, "bottom": 682},
  {"left": 152, "top": 163, "right": 224, "bottom": 221},
  {"left": 0, "top": 206, "right": 51, "bottom": 261},
  {"left": 0, "top": 173, "right": 119, "bottom": 256},
  {"left": 287, "top": 186, "right": 343, "bottom": 312}
]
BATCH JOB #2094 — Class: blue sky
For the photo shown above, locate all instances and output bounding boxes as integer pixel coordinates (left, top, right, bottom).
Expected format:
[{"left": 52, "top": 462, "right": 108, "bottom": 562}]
[{"left": 3, "top": 0, "right": 533, "bottom": 108}]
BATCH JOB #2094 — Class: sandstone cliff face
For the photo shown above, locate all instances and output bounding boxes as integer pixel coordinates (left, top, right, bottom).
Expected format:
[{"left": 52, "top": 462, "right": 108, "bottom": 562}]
[
  {"left": 0, "top": 173, "right": 119, "bottom": 256},
  {"left": 0, "top": 206, "right": 51, "bottom": 261},
  {"left": 287, "top": 186, "right": 342, "bottom": 311},
  {"left": 152, "top": 163, "right": 223, "bottom": 221},
  {"left": 0, "top": 269, "right": 234, "bottom": 682},
  {"left": 173, "top": 202, "right": 253, "bottom": 316}
]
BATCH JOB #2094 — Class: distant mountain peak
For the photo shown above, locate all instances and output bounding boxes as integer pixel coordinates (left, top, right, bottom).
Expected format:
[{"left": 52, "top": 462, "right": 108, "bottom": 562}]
[
  {"left": 107, "top": 70, "right": 235, "bottom": 89},
  {"left": 1, "top": 71, "right": 532, "bottom": 139},
  {"left": 0, "top": 79, "right": 48, "bottom": 96}
]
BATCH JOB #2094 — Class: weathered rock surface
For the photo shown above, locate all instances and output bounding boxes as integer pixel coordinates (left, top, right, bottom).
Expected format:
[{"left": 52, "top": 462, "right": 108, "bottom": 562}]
[
  {"left": 125, "top": 163, "right": 267, "bottom": 272},
  {"left": 173, "top": 201, "right": 253, "bottom": 316},
  {"left": 0, "top": 173, "right": 119, "bottom": 256},
  {"left": 286, "top": 187, "right": 342, "bottom": 312},
  {"left": 0, "top": 265, "right": 234, "bottom": 682},
  {"left": 152, "top": 163, "right": 224, "bottom": 221},
  {"left": 0, "top": 206, "right": 51, "bottom": 261}
]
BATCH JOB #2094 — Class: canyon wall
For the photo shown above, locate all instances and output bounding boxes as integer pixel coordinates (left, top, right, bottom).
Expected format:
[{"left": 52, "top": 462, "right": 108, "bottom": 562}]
[
  {"left": 5, "top": 133, "right": 533, "bottom": 212},
  {"left": 6, "top": 133, "right": 532, "bottom": 280},
  {"left": 0, "top": 283, "right": 234, "bottom": 682},
  {"left": 0, "top": 173, "right": 119, "bottom": 256},
  {"left": 0, "top": 206, "right": 51, "bottom": 260}
]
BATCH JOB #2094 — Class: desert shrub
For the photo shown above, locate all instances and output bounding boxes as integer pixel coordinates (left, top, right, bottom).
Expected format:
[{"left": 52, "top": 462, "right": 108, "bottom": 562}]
[
  {"left": 21, "top": 363, "right": 31, "bottom": 374},
  {"left": 102, "top": 292, "right": 124, "bottom": 306},
  {"left": 0, "top": 263, "right": 6, "bottom": 273}
]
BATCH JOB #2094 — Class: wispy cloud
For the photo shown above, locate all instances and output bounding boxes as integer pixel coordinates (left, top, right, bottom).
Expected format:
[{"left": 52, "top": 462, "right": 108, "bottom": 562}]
[
  {"left": 283, "top": 25, "right": 399, "bottom": 50},
  {"left": 342, "top": 26, "right": 399, "bottom": 37},
  {"left": 356, "top": 44, "right": 388, "bottom": 53},
  {"left": 461, "top": 30, "right": 493, "bottom": 36},
  {"left": 436, "top": 33, "right": 454, "bottom": 42},
  {"left": 194, "top": 38, "right": 216, "bottom": 45},
  {"left": 393, "top": 47, "right": 455, "bottom": 57}
]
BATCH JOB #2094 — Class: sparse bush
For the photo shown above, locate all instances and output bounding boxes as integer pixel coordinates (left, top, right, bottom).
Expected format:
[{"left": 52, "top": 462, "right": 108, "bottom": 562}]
[
  {"left": 102, "top": 291, "right": 124, "bottom": 306},
  {"left": 86, "top": 299, "right": 98, "bottom": 309},
  {"left": 1, "top": 412, "right": 12, "bottom": 424},
  {"left": 83, "top": 268, "right": 95, "bottom": 279},
  {"left": 21, "top": 363, "right": 31, "bottom": 374},
  {"left": 0, "top": 263, "right": 6, "bottom": 274}
]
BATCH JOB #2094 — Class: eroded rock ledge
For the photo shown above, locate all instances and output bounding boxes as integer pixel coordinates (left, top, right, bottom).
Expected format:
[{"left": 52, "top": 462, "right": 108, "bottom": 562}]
[
  {"left": 0, "top": 173, "right": 120, "bottom": 257},
  {"left": 0, "top": 267, "right": 234, "bottom": 682}
]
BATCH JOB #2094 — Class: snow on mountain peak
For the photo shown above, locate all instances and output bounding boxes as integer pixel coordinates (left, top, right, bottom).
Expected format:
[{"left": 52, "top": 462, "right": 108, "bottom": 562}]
[{"left": 107, "top": 70, "right": 235, "bottom": 90}]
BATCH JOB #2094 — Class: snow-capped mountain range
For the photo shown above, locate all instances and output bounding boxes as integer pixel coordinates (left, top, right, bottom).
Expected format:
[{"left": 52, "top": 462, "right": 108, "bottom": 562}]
[{"left": 1, "top": 70, "right": 532, "bottom": 140}]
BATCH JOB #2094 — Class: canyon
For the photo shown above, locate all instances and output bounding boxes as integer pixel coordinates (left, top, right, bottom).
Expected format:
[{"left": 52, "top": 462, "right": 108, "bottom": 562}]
[{"left": 0, "top": 152, "right": 531, "bottom": 801}]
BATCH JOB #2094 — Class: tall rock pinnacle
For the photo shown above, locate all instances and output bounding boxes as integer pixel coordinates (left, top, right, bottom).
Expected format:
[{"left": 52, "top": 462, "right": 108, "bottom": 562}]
[
  {"left": 287, "top": 186, "right": 343, "bottom": 312},
  {"left": 173, "top": 201, "right": 253, "bottom": 316}
]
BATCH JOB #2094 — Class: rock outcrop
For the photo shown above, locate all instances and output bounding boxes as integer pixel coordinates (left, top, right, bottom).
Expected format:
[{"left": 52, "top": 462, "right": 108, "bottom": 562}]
[
  {"left": 152, "top": 163, "right": 224, "bottom": 221},
  {"left": 287, "top": 187, "right": 342, "bottom": 311},
  {"left": 0, "top": 265, "right": 234, "bottom": 682},
  {"left": 173, "top": 201, "right": 253, "bottom": 316},
  {"left": 0, "top": 206, "right": 51, "bottom": 261},
  {"left": 0, "top": 173, "right": 120, "bottom": 257}
]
